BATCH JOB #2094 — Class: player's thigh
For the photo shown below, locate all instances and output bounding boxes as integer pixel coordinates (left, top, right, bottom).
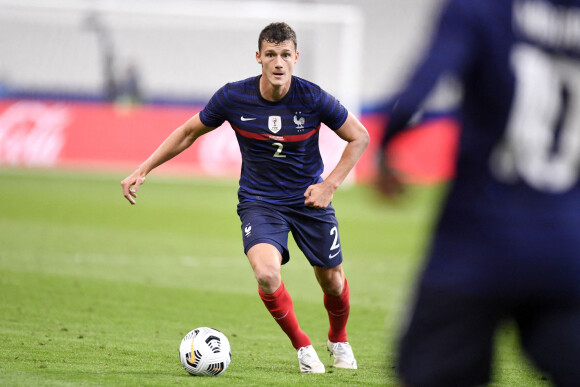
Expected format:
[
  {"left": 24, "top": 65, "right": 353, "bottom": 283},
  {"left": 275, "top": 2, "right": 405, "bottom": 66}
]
[
  {"left": 397, "top": 285, "right": 500, "bottom": 387},
  {"left": 517, "top": 301, "right": 580, "bottom": 386},
  {"left": 246, "top": 243, "right": 283, "bottom": 271}
]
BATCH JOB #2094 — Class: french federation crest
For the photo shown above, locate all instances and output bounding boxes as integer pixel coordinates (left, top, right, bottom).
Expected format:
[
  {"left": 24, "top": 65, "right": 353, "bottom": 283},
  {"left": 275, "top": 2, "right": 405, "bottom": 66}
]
[
  {"left": 293, "top": 112, "right": 305, "bottom": 129},
  {"left": 268, "top": 116, "right": 282, "bottom": 133}
]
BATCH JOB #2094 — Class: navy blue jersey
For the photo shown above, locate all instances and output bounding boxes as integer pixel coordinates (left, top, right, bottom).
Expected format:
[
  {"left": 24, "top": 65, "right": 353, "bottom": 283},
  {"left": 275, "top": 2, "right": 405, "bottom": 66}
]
[
  {"left": 200, "top": 75, "right": 348, "bottom": 206},
  {"left": 383, "top": 0, "right": 580, "bottom": 294}
]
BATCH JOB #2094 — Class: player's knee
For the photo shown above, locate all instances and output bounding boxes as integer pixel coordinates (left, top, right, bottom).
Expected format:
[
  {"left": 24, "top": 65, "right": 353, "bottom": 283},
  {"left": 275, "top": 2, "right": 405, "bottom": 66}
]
[
  {"left": 320, "top": 274, "right": 345, "bottom": 296},
  {"left": 315, "top": 266, "right": 345, "bottom": 296},
  {"left": 322, "top": 280, "right": 343, "bottom": 296},
  {"left": 253, "top": 265, "right": 281, "bottom": 292}
]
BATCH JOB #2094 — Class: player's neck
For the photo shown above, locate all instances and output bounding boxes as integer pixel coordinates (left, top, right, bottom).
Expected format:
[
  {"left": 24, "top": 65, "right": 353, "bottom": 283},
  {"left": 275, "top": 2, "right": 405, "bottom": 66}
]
[{"left": 259, "top": 76, "right": 291, "bottom": 102}]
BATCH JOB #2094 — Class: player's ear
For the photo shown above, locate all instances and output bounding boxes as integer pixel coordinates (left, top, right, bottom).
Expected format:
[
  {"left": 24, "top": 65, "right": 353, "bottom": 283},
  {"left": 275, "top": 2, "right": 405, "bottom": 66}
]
[
  {"left": 256, "top": 51, "right": 262, "bottom": 64},
  {"left": 295, "top": 51, "right": 299, "bottom": 63}
]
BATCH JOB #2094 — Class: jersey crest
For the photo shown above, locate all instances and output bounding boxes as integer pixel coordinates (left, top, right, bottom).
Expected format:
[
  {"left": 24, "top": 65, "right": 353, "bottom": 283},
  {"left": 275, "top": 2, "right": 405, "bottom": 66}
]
[{"left": 293, "top": 113, "right": 305, "bottom": 129}]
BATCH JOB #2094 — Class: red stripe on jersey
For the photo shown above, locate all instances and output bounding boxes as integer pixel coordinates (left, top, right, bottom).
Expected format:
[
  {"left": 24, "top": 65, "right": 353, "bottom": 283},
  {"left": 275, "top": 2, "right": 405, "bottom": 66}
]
[{"left": 232, "top": 124, "right": 322, "bottom": 142}]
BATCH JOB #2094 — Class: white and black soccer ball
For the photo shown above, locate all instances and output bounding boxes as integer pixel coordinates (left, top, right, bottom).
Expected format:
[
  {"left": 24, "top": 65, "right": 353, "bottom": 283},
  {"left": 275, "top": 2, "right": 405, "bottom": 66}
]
[{"left": 179, "top": 327, "right": 231, "bottom": 376}]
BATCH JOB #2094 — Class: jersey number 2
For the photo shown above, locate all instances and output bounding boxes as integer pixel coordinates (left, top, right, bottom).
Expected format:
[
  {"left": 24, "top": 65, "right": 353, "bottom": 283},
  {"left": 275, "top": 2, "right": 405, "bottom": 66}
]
[
  {"left": 272, "top": 142, "right": 286, "bottom": 158},
  {"left": 330, "top": 226, "right": 340, "bottom": 250}
]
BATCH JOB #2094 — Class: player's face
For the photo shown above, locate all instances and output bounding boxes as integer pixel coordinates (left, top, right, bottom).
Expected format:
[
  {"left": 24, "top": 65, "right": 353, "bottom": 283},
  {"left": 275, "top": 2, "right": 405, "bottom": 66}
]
[{"left": 256, "top": 40, "right": 299, "bottom": 90}]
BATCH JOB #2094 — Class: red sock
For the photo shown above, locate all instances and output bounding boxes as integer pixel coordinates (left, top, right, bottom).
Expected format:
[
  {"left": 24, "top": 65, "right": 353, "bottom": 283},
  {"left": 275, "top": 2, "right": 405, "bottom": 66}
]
[
  {"left": 259, "top": 282, "right": 311, "bottom": 350},
  {"left": 324, "top": 278, "right": 350, "bottom": 343}
]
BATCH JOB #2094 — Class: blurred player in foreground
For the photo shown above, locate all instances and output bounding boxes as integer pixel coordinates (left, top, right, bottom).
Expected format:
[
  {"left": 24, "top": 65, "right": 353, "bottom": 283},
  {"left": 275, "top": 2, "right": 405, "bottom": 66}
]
[
  {"left": 121, "top": 22, "right": 369, "bottom": 373},
  {"left": 377, "top": 0, "right": 580, "bottom": 385}
]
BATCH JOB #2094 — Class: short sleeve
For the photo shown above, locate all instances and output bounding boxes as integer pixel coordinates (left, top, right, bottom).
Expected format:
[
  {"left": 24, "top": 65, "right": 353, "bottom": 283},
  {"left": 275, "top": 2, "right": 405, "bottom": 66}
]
[
  {"left": 199, "top": 86, "right": 228, "bottom": 128},
  {"left": 317, "top": 90, "right": 348, "bottom": 131}
]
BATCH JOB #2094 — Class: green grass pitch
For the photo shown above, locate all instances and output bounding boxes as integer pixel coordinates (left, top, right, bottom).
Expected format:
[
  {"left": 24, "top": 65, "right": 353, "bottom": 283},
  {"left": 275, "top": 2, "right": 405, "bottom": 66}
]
[{"left": 0, "top": 168, "right": 549, "bottom": 386}]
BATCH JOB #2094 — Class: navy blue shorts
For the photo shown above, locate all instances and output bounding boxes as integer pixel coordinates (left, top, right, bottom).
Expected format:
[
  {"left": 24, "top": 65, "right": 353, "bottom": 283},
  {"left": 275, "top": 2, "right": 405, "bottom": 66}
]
[
  {"left": 397, "top": 284, "right": 580, "bottom": 387},
  {"left": 237, "top": 201, "right": 343, "bottom": 268}
]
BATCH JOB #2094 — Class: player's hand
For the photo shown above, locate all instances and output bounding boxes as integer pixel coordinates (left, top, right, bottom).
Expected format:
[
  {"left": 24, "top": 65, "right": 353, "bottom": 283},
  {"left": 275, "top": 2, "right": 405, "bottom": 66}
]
[
  {"left": 121, "top": 172, "right": 146, "bottom": 205},
  {"left": 304, "top": 181, "right": 335, "bottom": 208},
  {"left": 376, "top": 162, "right": 405, "bottom": 198}
]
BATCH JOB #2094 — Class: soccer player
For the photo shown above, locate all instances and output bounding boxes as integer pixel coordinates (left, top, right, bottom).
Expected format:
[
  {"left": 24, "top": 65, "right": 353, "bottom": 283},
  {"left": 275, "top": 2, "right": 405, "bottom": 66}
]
[
  {"left": 377, "top": 0, "right": 580, "bottom": 386},
  {"left": 121, "top": 22, "right": 368, "bottom": 373}
]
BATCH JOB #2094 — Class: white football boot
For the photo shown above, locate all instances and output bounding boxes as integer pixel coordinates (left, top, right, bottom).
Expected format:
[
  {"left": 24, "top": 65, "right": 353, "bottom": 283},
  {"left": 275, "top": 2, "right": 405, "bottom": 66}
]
[
  {"left": 327, "top": 340, "right": 358, "bottom": 369},
  {"left": 297, "top": 345, "right": 326, "bottom": 373}
]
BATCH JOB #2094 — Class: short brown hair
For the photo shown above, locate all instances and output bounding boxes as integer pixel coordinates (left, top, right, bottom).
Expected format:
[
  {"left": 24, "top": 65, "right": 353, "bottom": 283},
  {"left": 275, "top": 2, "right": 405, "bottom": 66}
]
[{"left": 258, "top": 22, "right": 297, "bottom": 52}]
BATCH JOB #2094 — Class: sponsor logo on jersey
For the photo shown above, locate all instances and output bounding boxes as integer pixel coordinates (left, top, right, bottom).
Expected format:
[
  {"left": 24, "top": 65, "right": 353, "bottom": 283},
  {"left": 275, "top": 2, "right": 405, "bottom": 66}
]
[
  {"left": 268, "top": 116, "right": 282, "bottom": 133},
  {"left": 240, "top": 116, "right": 256, "bottom": 121}
]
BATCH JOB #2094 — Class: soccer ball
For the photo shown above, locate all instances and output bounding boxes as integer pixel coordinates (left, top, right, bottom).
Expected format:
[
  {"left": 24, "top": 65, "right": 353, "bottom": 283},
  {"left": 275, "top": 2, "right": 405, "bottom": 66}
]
[{"left": 179, "top": 327, "right": 231, "bottom": 376}]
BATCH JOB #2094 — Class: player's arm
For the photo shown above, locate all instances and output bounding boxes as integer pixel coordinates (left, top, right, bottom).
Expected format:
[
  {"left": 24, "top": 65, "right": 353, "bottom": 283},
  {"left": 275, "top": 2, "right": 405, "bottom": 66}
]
[
  {"left": 304, "top": 112, "right": 369, "bottom": 208},
  {"left": 377, "top": 1, "right": 476, "bottom": 197},
  {"left": 121, "top": 113, "right": 215, "bottom": 204}
]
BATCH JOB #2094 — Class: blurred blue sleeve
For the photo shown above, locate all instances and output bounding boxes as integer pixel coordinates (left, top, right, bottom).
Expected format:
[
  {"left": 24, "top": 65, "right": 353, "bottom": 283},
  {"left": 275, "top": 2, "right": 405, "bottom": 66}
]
[{"left": 381, "top": 0, "right": 479, "bottom": 149}]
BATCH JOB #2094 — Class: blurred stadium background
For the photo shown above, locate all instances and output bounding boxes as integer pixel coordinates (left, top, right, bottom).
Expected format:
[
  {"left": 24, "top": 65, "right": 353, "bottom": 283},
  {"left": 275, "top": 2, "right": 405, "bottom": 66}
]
[{"left": 0, "top": 0, "right": 455, "bottom": 183}]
